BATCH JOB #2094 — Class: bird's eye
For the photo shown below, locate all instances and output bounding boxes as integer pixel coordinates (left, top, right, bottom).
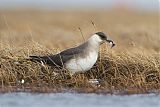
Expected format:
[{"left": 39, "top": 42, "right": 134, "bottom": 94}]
[
  {"left": 101, "top": 35, "right": 106, "bottom": 39},
  {"left": 99, "top": 34, "right": 107, "bottom": 40}
]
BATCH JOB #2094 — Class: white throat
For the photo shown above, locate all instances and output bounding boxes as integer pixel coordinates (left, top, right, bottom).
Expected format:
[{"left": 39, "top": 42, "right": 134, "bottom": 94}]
[{"left": 87, "top": 34, "right": 102, "bottom": 51}]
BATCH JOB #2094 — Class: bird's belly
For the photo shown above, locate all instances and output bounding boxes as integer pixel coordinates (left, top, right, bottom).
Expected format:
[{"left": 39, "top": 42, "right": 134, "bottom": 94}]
[{"left": 65, "top": 52, "right": 98, "bottom": 73}]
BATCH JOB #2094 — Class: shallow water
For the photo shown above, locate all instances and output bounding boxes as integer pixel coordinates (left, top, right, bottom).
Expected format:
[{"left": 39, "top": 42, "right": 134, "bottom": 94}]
[{"left": 0, "top": 93, "right": 159, "bottom": 107}]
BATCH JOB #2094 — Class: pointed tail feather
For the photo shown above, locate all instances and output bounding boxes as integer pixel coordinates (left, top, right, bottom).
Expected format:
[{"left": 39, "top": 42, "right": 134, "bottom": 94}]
[
  {"left": 29, "top": 55, "right": 60, "bottom": 67},
  {"left": 29, "top": 56, "right": 44, "bottom": 63}
]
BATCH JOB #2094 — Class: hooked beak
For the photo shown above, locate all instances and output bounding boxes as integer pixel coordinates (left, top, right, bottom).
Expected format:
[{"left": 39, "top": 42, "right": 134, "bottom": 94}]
[{"left": 106, "top": 39, "right": 115, "bottom": 48}]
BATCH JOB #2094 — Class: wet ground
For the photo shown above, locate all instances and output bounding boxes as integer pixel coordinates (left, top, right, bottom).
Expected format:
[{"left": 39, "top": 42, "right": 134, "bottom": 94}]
[{"left": 0, "top": 93, "right": 159, "bottom": 107}]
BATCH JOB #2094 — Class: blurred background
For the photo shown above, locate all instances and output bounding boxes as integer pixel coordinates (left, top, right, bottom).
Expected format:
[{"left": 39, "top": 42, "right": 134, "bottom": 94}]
[
  {"left": 0, "top": 0, "right": 159, "bottom": 11},
  {"left": 0, "top": 0, "right": 159, "bottom": 53}
]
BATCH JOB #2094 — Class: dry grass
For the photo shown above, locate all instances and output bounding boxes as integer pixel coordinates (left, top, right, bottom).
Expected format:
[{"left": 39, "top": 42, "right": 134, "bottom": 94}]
[{"left": 0, "top": 9, "right": 160, "bottom": 94}]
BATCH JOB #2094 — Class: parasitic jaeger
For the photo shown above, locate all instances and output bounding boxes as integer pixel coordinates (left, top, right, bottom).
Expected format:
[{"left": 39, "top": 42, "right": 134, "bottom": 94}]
[{"left": 29, "top": 32, "right": 115, "bottom": 75}]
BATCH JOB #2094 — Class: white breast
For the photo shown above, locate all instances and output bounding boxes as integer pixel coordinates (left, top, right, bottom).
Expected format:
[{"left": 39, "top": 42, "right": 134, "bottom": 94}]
[{"left": 65, "top": 51, "right": 98, "bottom": 74}]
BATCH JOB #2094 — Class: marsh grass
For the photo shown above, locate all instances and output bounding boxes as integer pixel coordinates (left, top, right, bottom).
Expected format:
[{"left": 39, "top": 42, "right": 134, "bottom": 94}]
[
  {"left": 0, "top": 10, "right": 159, "bottom": 94},
  {"left": 0, "top": 46, "right": 159, "bottom": 94}
]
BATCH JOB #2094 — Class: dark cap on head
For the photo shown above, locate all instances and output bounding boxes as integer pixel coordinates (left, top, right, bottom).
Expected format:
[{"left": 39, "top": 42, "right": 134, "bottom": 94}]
[
  {"left": 95, "top": 32, "right": 107, "bottom": 40},
  {"left": 95, "top": 32, "right": 115, "bottom": 48}
]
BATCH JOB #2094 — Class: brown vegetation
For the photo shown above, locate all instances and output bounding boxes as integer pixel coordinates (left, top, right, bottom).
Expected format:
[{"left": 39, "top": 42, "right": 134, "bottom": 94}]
[{"left": 0, "top": 9, "right": 160, "bottom": 94}]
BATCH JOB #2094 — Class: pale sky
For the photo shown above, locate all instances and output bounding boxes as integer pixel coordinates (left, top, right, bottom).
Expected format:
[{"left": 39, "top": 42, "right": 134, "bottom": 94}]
[{"left": 0, "top": 0, "right": 159, "bottom": 11}]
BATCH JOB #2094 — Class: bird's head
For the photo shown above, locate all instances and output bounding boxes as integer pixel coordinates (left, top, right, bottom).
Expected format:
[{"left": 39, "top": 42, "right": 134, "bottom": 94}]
[{"left": 91, "top": 32, "right": 115, "bottom": 48}]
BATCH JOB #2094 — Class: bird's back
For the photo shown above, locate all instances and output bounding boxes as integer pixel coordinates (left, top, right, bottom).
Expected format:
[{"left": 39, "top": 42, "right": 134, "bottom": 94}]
[{"left": 29, "top": 42, "right": 89, "bottom": 67}]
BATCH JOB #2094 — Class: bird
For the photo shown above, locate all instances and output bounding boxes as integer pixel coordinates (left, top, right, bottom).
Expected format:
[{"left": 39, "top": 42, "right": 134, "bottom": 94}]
[{"left": 29, "top": 32, "right": 115, "bottom": 75}]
